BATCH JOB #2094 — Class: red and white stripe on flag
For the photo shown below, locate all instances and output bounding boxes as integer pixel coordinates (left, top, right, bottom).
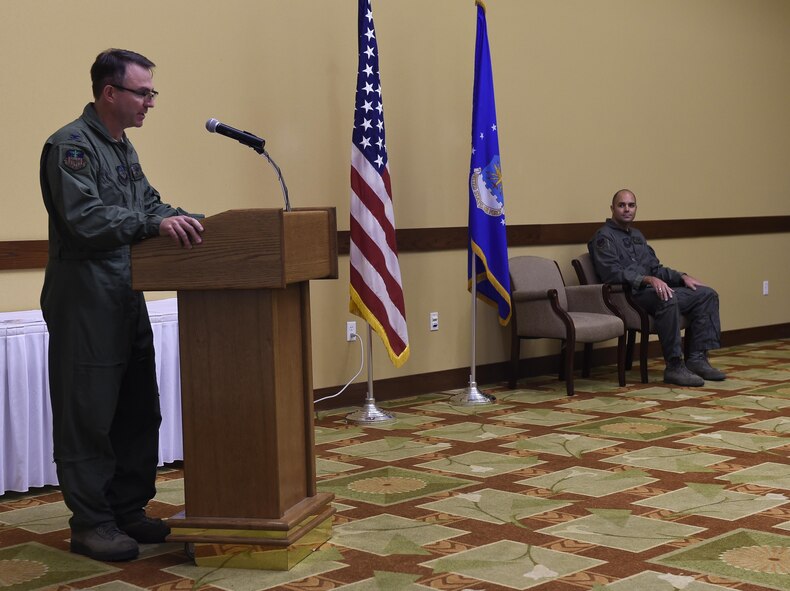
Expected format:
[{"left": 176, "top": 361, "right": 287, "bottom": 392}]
[
  {"left": 349, "top": 0, "right": 408, "bottom": 367},
  {"left": 349, "top": 145, "right": 409, "bottom": 367}
]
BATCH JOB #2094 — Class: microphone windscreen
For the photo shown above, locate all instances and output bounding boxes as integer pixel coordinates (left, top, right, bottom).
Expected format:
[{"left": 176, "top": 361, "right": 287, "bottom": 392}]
[{"left": 206, "top": 118, "right": 219, "bottom": 133}]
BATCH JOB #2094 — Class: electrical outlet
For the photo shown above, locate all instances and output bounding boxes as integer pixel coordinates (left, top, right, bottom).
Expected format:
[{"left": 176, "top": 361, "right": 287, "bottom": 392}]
[
  {"left": 429, "top": 312, "right": 439, "bottom": 331},
  {"left": 762, "top": 280, "right": 769, "bottom": 296},
  {"left": 346, "top": 321, "right": 357, "bottom": 341}
]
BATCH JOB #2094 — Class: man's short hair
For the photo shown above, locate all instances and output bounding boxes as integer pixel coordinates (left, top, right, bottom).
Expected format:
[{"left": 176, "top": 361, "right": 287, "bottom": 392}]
[{"left": 90, "top": 49, "right": 155, "bottom": 100}]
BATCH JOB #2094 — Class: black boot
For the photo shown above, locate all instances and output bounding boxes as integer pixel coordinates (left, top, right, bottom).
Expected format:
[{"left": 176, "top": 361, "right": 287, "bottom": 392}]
[
  {"left": 71, "top": 522, "right": 139, "bottom": 561},
  {"left": 686, "top": 351, "right": 726, "bottom": 381},
  {"left": 663, "top": 357, "right": 704, "bottom": 387},
  {"left": 117, "top": 513, "right": 171, "bottom": 544}
]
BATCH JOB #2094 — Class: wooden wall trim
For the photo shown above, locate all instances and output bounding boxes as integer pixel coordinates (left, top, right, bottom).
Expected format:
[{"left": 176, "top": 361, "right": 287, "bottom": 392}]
[
  {"left": 2, "top": 215, "right": 789, "bottom": 270},
  {"left": 0, "top": 240, "right": 48, "bottom": 271},
  {"left": 338, "top": 215, "right": 790, "bottom": 255}
]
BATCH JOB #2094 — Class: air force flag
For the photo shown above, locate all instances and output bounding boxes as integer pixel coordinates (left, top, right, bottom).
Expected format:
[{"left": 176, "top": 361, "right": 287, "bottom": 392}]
[{"left": 468, "top": 0, "right": 511, "bottom": 326}]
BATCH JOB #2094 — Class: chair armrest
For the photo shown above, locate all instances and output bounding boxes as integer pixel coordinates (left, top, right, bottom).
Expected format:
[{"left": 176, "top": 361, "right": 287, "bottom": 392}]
[
  {"left": 623, "top": 284, "right": 646, "bottom": 311},
  {"left": 583, "top": 278, "right": 626, "bottom": 295},
  {"left": 623, "top": 284, "right": 652, "bottom": 331}
]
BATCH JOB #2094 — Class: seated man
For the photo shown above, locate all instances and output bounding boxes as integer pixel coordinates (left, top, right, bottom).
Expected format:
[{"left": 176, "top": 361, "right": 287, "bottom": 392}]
[{"left": 588, "top": 189, "right": 725, "bottom": 386}]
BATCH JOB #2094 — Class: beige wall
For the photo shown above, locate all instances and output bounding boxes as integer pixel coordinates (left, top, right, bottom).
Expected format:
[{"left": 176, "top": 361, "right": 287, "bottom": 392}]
[{"left": 1, "top": 1, "right": 789, "bottom": 389}]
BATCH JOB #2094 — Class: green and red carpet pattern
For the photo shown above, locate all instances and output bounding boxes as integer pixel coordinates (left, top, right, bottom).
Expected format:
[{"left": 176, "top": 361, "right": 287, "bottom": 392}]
[{"left": 1, "top": 339, "right": 789, "bottom": 590}]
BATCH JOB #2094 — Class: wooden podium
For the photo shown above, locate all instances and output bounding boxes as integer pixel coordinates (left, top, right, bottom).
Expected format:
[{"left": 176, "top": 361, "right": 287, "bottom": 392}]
[{"left": 131, "top": 208, "right": 338, "bottom": 570}]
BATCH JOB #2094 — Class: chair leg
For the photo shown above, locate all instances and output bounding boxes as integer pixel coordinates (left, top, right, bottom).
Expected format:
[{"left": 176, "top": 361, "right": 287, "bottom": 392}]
[
  {"left": 565, "top": 339, "right": 575, "bottom": 396},
  {"left": 625, "top": 330, "right": 636, "bottom": 370},
  {"left": 582, "top": 343, "right": 592, "bottom": 377},
  {"left": 558, "top": 341, "right": 566, "bottom": 381},
  {"left": 509, "top": 334, "right": 520, "bottom": 389},
  {"left": 617, "top": 335, "right": 626, "bottom": 387},
  {"left": 639, "top": 330, "right": 649, "bottom": 384}
]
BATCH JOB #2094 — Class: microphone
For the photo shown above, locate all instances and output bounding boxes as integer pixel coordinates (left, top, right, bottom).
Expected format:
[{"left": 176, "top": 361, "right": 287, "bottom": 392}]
[{"left": 205, "top": 118, "right": 265, "bottom": 152}]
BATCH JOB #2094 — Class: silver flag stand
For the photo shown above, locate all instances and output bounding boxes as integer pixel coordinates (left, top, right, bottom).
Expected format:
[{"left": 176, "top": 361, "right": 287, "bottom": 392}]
[
  {"left": 347, "top": 324, "right": 396, "bottom": 424},
  {"left": 451, "top": 255, "right": 496, "bottom": 406}
]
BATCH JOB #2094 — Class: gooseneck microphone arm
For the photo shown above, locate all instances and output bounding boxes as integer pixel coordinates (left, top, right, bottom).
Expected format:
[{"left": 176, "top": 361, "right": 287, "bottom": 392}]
[
  {"left": 205, "top": 118, "right": 291, "bottom": 211},
  {"left": 260, "top": 148, "right": 291, "bottom": 212}
]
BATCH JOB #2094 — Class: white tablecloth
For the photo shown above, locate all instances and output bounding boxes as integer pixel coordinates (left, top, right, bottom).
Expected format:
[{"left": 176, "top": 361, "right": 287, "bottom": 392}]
[{"left": 0, "top": 298, "right": 183, "bottom": 494}]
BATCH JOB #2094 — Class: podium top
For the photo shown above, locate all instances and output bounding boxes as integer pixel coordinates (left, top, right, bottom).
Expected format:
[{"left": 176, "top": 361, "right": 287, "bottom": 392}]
[{"left": 131, "top": 208, "right": 338, "bottom": 291}]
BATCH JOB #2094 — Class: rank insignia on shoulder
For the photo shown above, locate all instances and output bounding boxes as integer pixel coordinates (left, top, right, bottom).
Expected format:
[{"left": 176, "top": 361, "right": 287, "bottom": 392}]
[
  {"left": 633, "top": 237, "right": 643, "bottom": 244},
  {"left": 68, "top": 133, "right": 82, "bottom": 141},
  {"left": 129, "top": 163, "right": 144, "bottom": 181},
  {"left": 63, "top": 149, "right": 88, "bottom": 171}
]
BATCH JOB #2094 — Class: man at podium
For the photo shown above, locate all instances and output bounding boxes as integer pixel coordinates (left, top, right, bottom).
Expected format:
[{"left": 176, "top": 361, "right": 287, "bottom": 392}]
[{"left": 39, "top": 48, "right": 203, "bottom": 562}]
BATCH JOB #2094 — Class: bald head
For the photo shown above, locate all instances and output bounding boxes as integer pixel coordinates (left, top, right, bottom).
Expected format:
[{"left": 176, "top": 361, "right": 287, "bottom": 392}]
[
  {"left": 612, "top": 189, "right": 636, "bottom": 207},
  {"left": 610, "top": 189, "right": 637, "bottom": 229}
]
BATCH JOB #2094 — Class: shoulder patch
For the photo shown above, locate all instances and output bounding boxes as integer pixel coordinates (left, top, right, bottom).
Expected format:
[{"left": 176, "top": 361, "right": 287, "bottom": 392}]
[
  {"left": 594, "top": 236, "right": 611, "bottom": 251},
  {"left": 63, "top": 148, "right": 88, "bottom": 171}
]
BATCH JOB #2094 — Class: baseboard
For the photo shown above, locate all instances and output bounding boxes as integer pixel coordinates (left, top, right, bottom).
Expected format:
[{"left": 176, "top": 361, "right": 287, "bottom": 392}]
[{"left": 314, "top": 322, "right": 790, "bottom": 410}]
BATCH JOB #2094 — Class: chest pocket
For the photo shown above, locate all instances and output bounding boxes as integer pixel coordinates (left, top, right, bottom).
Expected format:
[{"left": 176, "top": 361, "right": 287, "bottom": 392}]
[
  {"left": 631, "top": 236, "right": 650, "bottom": 260},
  {"left": 95, "top": 164, "right": 133, "bottom": 209},
  {"left": 619, "top": 234, "right": 649, "bottom": 263},
  {"left": 128, "top": 162, "right": 148, "bottom": 209},
  {"left": 97, "top": 160, "right": 146, "bottom": 210},
  {"left": 129, "top": 163, "right": 144, "bottom": 181}
]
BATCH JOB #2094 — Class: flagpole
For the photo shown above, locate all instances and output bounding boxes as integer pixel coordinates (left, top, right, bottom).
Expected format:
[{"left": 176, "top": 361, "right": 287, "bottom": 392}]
[
  {"left": 346, "top": 323, "right": 395, "bottom": 424},
  {"left": 455, "top": 0, "right": 509, "bottom": 405},
  {"left": 452, "top": 255, "right": 495, "bottom": 406}
]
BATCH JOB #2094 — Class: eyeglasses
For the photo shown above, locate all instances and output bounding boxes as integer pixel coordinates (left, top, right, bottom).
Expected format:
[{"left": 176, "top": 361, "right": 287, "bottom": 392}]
[{"left": 111, "top": 84, "right": 159, "bottom": 101}]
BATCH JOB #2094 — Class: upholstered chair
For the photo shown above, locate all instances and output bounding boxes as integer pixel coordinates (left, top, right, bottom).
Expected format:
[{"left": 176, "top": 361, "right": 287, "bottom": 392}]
[{"left": 509, "top": 255, "right": 626, "bottom": 396}]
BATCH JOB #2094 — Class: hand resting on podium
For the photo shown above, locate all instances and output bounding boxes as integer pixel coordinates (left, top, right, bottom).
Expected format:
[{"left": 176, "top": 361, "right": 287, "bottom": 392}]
[{"left": 160, "top": 215, "right": 204, "bottom": 248}]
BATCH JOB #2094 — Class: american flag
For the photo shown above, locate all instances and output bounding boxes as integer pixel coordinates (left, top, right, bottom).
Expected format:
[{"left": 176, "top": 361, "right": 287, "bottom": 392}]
[{"left": 349, "top": 0, "right": 409, "bottom": 367}]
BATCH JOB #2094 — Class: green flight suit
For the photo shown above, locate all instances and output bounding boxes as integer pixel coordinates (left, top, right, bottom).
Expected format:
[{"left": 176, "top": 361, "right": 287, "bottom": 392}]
[
  {"left": 588, "top": 218, "right": 721, "bottom": 362},
  {"left": 40, "top": 103, "right": 197, "bottom": 531}
]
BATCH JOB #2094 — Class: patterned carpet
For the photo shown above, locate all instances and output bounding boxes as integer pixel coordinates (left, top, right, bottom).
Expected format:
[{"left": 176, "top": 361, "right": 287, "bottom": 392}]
[{"left": 1, "top": 339, "right": 789, "bottom": 591}]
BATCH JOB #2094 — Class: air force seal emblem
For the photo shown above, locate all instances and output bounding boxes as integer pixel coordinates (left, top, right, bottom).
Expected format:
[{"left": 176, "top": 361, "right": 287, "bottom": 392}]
[{"left": 470, "top": 155, "right": 504, "bottom": 217}]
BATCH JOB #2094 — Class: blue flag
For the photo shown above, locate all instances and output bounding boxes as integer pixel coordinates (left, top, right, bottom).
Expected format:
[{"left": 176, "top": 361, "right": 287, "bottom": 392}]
[{"left": 468, "top": 0, "right": 511, "bottom": 326}]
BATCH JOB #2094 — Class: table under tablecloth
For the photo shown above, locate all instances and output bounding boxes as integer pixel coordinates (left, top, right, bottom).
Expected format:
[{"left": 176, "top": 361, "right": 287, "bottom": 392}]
[{"left": 0, "top": 298, "right": 183, "bottom": 494}]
